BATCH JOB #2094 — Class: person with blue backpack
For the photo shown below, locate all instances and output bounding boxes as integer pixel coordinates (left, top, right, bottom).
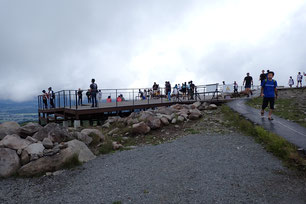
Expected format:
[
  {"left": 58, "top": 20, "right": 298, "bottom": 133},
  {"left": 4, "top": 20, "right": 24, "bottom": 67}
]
[{"left": 260, "top": 71, "right": 278, "bottom": 120}]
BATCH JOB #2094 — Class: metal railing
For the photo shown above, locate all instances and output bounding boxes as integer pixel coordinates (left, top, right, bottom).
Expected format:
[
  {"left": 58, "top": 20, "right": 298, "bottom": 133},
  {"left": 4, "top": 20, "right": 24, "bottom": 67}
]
[{"left": 37, "top": 84, "right": 261, "bottom": 110}]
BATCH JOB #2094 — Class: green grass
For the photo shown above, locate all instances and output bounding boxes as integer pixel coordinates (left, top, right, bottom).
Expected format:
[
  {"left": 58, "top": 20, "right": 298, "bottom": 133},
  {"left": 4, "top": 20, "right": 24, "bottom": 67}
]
[
  {"left": 61, "top": 154, "right": 82, "bottom": 169},
  {"left": 88, "top": 132, "right": 101, "bottom": 146},
  {"left": 112, "top": 201, "right": 122, "bottom": 204},
  {"left": 247, "top": 97, "right": 306, "bottom": 128},
  {"left": 185, "top": 128, "right": 200, "bottom": 134},
  {"left": 221, "top": 105, "right": 306, "bottom": 171},
  {"left": 98, "top": 140, "right": 115, "bottom": 154}
]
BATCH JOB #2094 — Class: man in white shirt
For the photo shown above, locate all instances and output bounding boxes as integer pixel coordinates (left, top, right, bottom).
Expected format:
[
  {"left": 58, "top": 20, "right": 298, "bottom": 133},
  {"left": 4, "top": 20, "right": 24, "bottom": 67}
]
[{"left": 297, "top": 72, "right": 303, "bottom": 88}]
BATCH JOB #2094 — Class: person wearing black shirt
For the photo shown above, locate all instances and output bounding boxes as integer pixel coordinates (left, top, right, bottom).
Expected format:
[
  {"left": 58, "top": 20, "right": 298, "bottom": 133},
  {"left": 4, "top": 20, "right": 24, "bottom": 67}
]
[
  {"left": 90, "top": 79, "right": 98, "bottom": 107},
  {"left": 243, "top": 73, "right": 253, "bottom": 97},
  {"left": 259, "top": 70, "right": 266, "bottom": 84},
  {"left": 86, "top": 89, "right": 91, "bottom": 103},
  {"left": 77, "top": 88, "right": 83, "bottom": 105}
]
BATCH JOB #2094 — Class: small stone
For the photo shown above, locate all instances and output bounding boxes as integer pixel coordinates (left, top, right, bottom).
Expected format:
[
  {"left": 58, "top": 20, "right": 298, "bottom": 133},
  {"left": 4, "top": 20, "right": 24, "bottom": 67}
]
[
  {"left": 26, "top": 136, "right": 38, "bottom": 143},
  {"left": 171, "top": 118, "right": 177, "bottom": 124},
  {"left": 42, "top": 138, "right": 53, "bottom": 149}
]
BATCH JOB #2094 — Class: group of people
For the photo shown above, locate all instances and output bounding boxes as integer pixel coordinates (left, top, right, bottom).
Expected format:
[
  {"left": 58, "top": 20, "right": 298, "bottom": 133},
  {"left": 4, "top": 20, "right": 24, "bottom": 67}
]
[
  {"left": 288, "top": 72, "right": 305, "bottom": 88},
  {"left": 138, "top": 81, "right": 196, "bottom": 101},
  {"left": 41, "top": 87, "right": 55, "bottom": 109}
]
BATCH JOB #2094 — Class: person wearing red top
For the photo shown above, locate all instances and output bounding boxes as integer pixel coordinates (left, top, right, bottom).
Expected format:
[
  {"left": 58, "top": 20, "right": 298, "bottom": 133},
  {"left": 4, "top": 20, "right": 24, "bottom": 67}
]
[
  {"left": 106, "top": 96, "right": 112, "bottom": 103},
  {"left": 117, "top": 96, "right": 122, "bottom": 102}
]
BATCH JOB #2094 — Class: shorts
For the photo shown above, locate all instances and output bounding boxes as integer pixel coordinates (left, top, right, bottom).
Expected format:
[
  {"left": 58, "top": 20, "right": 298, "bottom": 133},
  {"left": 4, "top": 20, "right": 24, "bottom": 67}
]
[
  {"left": 245, "top": 84, "right": 251, "bottom": 89},
  {"left": 262, "top": 97, "right": 275, "bottom": 110}
]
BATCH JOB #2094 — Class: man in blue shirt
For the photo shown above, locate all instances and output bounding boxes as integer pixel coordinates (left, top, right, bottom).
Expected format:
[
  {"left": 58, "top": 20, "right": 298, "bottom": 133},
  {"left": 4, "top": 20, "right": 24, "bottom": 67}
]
[{"left": 260, "top": 71, "right": 278, "bottom": 120}]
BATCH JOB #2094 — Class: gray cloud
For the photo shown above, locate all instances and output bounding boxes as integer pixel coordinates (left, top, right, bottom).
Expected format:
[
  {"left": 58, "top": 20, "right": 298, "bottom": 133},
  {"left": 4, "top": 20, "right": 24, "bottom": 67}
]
[{"left": 0, "top": 0, "right": 305, "bottom": 101}]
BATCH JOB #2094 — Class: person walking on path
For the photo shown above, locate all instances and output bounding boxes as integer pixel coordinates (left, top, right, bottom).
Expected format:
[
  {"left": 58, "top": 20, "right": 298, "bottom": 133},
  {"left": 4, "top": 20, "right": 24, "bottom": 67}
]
[
  {"left": 260, "top": 71, "right": 278, "bottom": 120},
  {"left": 297, "top": 72, "right": 303, "bottom": 88},
  {"left": 259, "top": 70, "right": 266, "bottom": 84},
  {"left": 243, "top": 73, "right": 253, "bottom": 97},
  {"left": 90, "top": 79, "right": 98, "bottom": 107},
  {"left": 48, "top": 87, "right": 55, "bottom": 108},
  {"left": 77, "top": 88, "right": 83, "bottom": 105},
  {"left": 42, "top": 90, "right": 48, "bottom": 109},
  {"left": 288, "top": 76, "right": 294, "bottom": 88}
]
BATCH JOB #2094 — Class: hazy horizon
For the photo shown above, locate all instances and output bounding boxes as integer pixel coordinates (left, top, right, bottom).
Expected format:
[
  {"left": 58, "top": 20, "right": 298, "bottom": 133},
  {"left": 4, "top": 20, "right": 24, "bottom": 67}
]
[{"left": 1, "top": 0, "right": 306, "bottom": 102}]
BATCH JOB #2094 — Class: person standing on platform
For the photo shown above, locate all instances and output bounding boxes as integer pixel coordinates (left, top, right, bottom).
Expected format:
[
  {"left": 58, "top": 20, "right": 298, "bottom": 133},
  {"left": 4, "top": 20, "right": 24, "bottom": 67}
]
[
  {"left": 86, "top": 89, "right": 91, "bottom": 103},
  {"left": 48, "top": 87, "right": 55, "bottom": 108},
  {"left": 42, "top": 90, "right": 48, "bottom": 109},
  {"left": 90, "top": 79, "right": 98, "bottom": 108},
  {"left": 297, "top": 72, "right": 303, "bottom": 88},
  {"left": 77, "top": 88, "right": 83, "bottom": 105},
  {"left": 288, "top": 76, "right": 294, "bottom": 88},
  {"left": 98, "top": 90, "right": 102, "bottom": 105}
]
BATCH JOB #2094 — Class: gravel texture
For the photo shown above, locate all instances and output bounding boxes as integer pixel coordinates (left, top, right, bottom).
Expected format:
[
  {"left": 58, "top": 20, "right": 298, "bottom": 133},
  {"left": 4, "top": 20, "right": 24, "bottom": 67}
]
[{"left": 1, "top": 133, "right": 306, "bottom": 204}]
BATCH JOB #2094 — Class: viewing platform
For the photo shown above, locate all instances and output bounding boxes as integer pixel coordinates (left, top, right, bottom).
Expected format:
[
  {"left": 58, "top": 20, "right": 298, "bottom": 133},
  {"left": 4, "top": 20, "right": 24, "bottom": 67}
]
[{"left": 37, "top": 83, "right": 258, "bottom": 126}]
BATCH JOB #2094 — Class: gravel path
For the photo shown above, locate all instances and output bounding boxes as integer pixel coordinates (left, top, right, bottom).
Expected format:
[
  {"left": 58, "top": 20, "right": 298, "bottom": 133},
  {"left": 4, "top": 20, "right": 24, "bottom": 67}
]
[{"left": 1, "top": 133, "right": 305, "bottom": 204}]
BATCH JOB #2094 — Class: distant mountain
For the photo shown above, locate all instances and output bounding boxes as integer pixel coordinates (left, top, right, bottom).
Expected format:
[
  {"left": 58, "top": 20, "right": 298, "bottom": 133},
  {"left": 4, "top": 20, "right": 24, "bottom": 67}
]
[{"left": 0, "top": 100, "right": 38, "bottom": 124}]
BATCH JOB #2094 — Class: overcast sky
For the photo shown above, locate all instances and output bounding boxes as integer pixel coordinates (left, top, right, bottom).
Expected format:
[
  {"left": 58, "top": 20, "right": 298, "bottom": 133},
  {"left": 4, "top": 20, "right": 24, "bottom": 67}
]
[{"left": 0, "top": 0, "right": 305, "bottom": 101}]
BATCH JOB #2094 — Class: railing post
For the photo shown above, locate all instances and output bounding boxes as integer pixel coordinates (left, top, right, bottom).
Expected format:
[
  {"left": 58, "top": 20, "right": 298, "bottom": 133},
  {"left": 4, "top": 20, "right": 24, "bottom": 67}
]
[
  {"left": 63, "top": 91, "right": 66, "bottom": 108},
  {"left": 69, "top": 90, "right": 71, "bottom": 109},
  {"left": 133, "top": 89, "right": 134, "bottom": 106},
  {"left": 116, "top": 89, "right": 118, "bottom": 107},
  {"left": 58, "top": 92, "right": 61, "bottom": 108},
  {"left": 75, "top": 90, "right": 78, "bottom": 110}
]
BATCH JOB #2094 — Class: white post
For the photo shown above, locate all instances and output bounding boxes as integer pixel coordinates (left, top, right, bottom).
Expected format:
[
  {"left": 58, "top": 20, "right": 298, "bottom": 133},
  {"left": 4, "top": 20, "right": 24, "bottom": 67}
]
[{"left": 74, "top": 120, "right": 81, "bottom": 129}]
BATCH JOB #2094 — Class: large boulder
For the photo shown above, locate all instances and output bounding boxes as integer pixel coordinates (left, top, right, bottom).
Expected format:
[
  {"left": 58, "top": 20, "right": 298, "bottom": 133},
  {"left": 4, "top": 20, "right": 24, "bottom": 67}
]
[
  {"left": 188, "top": 109, "right": 202, "bottom": 120},
  {"left": 106, "top": 116, "right": 121, "bottom": 124},
  {"left": 18, "top": 140, "right": 95, "bottom": 177},
  {"left": 160, "top": 117, "right": 169, "bottom": 126},
  {"left": 33, "top": 123, "right": 69, "bottom": 143},
  {"left": 138, "top": 111, "right": 154, "bottom": 122},
  {"left": 74, "top": 132, "right": 93, "bottom": 145},
  {"left": 207, "top": 104, "right": 218, "bottom": 110},
  {"left": 0, "top": 122, "right": 20, "bottom": 140},
  {"left": 19, "top": 122, "right": 42, "bottom": 138},
  {"left": 192, "top": 101, "right": 202, "bottom": 109},
  {"left": 132, "top": 122, "right": 150, "bottom": 135},
  {"left": 24, "top": 143, "right": 45, "bottom": 161},
  {"left": 146, "top": 117, "right": 162, "bottom": 130},
  {"left": 171, "top": 104, "right": 184, "bottom": 110},
  {"left": 1, "top": 134, "right": 31, "bottom": 150},
  {"left": 0, "top": 148, "right": 20, "bottom": 178},
  {"left": 21, "top": 150, "right": 30, "bottom": 166},
  {"left": 42, "top": 138, "right": 53, "bottom": 149},
  {"left": 80, "top": 129, "right": 105, "bottom": 142},
  {"left": 155, "top": 107, "right": 175, "bottom": 115}
]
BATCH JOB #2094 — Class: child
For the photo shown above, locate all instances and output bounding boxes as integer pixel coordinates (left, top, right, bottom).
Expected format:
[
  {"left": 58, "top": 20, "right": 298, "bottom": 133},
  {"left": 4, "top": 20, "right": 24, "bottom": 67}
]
[{"left": 260, "top": 71, "right": 278, "bottom": 120}]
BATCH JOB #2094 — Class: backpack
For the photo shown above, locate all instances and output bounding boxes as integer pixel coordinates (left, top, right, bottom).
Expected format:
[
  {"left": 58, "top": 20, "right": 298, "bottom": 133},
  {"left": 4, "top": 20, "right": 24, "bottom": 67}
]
[{"left": 262, "top": 79, "right": 276, "bottom": 88}]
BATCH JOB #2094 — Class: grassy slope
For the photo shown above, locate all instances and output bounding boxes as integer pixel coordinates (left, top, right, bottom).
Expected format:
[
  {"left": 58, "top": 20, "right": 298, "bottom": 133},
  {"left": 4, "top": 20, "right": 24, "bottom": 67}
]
[{"left": 246, "top": 95, "right": 306, "bottom": 128}]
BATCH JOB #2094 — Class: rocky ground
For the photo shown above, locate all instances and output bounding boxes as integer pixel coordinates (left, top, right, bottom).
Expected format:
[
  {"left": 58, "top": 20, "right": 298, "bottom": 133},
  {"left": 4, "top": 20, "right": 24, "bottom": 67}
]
[{"left": 0, "top": 103, "right": 306, "bottom": 203}]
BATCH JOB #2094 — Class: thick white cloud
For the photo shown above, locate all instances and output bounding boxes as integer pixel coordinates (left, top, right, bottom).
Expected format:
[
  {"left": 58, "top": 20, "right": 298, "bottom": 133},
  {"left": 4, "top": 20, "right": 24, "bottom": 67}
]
[{"left": 0, "top": 0, "right": 305, "bottom": 101}]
